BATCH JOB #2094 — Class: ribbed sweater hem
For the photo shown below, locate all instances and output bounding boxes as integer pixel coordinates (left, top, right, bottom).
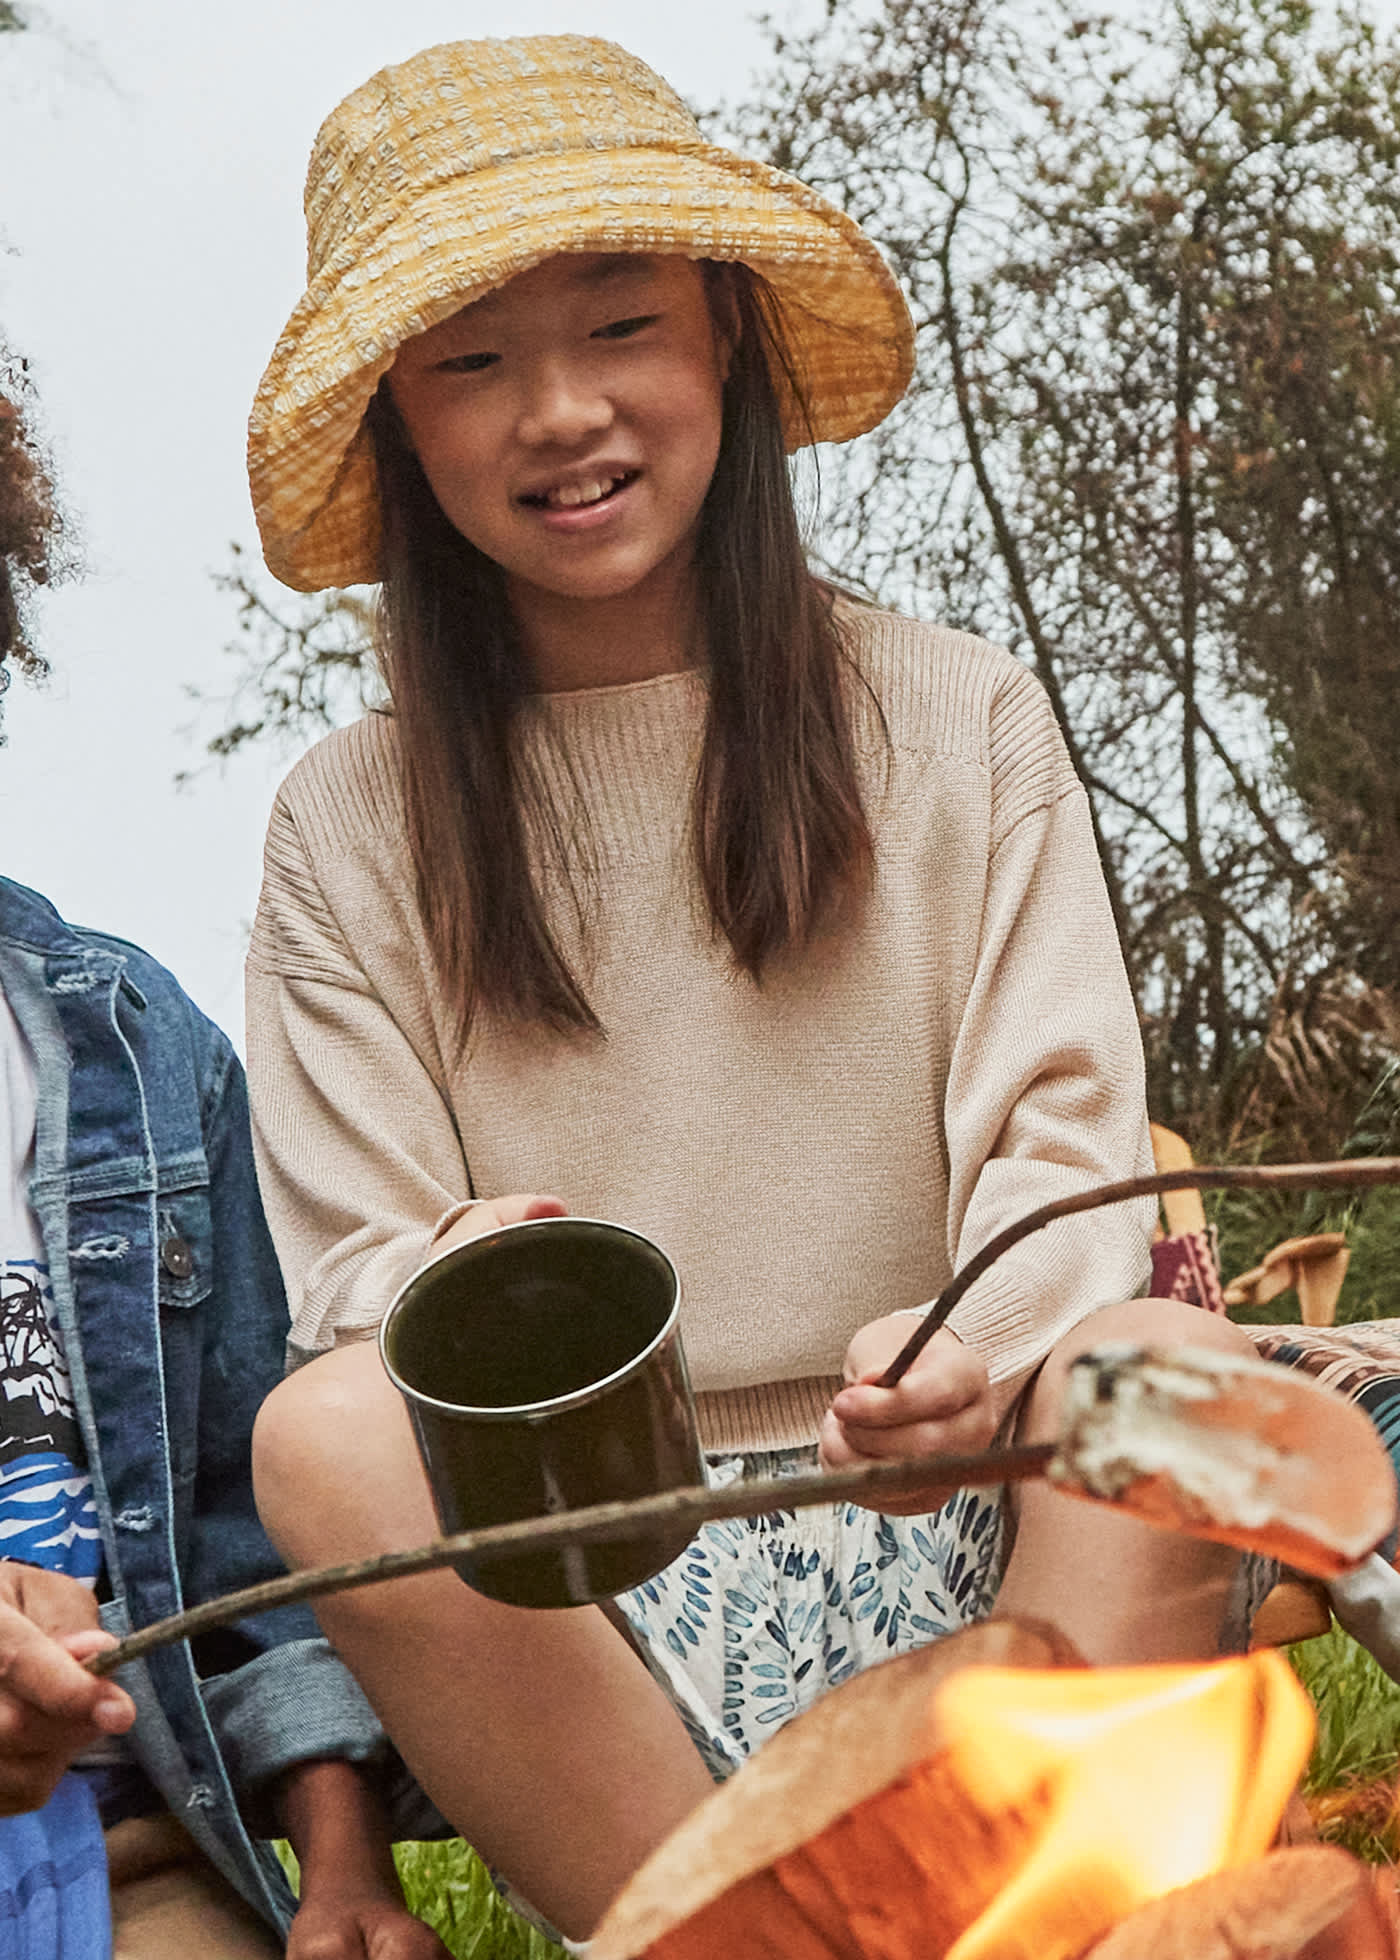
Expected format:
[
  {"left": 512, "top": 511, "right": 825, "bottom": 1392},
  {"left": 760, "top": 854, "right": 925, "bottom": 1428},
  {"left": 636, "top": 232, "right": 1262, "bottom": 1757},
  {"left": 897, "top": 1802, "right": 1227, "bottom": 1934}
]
[{"left": 695, "top": 1376, "right": 843, "bottom": 1454}]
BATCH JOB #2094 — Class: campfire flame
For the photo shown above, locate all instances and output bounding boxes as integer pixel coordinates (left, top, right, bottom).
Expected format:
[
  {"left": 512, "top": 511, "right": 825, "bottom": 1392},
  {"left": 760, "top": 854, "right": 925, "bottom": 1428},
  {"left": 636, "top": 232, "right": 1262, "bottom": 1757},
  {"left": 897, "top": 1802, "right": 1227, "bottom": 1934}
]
[
  {"left": 938, "top": 1651, "right": 1315, "bottom": 1960},
  {"left": 590, "top": 1626, "right": 1334, "bottom": 1960}
]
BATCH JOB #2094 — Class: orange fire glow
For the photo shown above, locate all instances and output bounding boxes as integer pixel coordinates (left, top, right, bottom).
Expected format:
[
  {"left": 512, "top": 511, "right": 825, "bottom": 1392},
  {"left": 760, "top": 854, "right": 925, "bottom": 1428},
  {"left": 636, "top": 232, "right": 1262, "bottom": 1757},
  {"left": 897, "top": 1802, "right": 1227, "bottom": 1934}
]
[{"left": 937, "top": 1651, "right": 1316, "bottom": 1960}]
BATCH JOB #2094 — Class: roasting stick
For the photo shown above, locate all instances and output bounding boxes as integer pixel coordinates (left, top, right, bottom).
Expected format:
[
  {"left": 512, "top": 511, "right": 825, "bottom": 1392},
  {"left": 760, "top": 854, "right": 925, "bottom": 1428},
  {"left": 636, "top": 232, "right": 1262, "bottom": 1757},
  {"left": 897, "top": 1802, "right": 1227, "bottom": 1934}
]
[
  {"left": 878, "top": 1156, "right": 1400, "bottom": 1387},
  {"left": 88, "top": 1344, "right": 1395, "bottom": 1678},
  {"left": 85, "top": 1155, "right": 1400, "bottom": 1679},
  {"left": 87, "top": 1443, "right": 1056, "bottom": 1678}
]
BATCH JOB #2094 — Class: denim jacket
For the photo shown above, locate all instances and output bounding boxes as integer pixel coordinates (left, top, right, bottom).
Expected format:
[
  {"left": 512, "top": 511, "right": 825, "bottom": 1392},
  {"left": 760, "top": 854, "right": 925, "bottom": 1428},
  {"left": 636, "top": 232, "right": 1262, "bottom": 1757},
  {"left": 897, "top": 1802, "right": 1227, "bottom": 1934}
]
[{"left": 0, "top": 877, "right": 392, "bottom": 1932}]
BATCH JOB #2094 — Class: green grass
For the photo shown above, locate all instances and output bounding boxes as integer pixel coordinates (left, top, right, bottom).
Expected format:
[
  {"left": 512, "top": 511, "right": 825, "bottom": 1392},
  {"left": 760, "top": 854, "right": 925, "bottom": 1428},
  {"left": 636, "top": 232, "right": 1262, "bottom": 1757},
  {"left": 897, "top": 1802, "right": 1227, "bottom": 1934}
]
[
  {"left": 1295, "top": 1624, "right": 1400, "bottom": 1795},
  {"left": 276, "top": 1836, "right": 566, "bottom": 1958},
  {"left": 1291, "top": 1623, "right": 1400, "bottom": 1865},
  {"left": 392, "top": 1841, "right": 566, "bottom": 1958}
]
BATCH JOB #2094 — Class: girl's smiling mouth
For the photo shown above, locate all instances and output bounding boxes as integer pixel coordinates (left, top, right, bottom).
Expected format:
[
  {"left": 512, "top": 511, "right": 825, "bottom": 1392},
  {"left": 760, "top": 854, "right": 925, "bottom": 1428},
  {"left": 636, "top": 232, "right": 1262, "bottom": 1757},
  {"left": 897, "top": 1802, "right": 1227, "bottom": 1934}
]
[{"left": 518, "top": 470, "right": 640, "bottom": 512}]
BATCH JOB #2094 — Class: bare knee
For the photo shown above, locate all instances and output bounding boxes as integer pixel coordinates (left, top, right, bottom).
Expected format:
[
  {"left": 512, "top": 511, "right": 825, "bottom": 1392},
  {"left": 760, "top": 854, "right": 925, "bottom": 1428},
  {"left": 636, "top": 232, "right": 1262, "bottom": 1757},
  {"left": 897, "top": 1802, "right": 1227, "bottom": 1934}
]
[
  {"left": 1056, "top": 1295, "right": 1256, "bottom": 1361},
  {"left": 253, "top": 1341, "right": 429, "bottom": 1566},
  {"left": 1021, "top": 1297, "right": 1256, "bottom": 1441}
]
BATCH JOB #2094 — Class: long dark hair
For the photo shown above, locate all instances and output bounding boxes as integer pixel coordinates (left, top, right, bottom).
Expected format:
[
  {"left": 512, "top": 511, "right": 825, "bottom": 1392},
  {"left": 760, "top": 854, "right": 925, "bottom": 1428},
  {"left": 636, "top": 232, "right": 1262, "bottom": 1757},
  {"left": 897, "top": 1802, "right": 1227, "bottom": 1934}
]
[{"left": 370, "top": 263, "right": 875, "bottom": 1038}]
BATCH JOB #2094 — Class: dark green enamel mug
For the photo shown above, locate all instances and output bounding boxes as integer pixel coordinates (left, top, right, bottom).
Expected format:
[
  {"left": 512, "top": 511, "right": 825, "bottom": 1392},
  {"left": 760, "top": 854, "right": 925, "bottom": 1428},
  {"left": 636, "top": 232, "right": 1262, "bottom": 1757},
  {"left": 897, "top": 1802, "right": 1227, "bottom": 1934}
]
[{"left": 379, "top": 1216, "right": 703, "bottom": 1609}]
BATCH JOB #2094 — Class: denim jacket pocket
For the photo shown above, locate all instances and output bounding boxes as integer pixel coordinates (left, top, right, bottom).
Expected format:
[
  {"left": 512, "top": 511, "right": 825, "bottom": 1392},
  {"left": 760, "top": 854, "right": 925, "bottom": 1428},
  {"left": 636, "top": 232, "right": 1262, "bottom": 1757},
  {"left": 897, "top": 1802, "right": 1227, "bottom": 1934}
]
[{"left": 156, "top": 1189, "right": 214, "bottom": 1313}]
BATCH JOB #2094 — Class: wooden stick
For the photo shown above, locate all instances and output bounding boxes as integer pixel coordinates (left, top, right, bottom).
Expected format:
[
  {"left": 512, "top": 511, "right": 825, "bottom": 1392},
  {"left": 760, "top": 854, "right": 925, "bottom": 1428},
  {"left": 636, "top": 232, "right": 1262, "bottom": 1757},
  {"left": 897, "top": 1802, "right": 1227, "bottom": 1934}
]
[
  {"left": 879, "top": 1157, "right": 1400, "bottom": 1387},
  {"left": 87, "top": 1443, "right": 1056, "bottom": 1678},
  {"left": 87, "top": 1154, "right": 1400, "bottom": 1678}
]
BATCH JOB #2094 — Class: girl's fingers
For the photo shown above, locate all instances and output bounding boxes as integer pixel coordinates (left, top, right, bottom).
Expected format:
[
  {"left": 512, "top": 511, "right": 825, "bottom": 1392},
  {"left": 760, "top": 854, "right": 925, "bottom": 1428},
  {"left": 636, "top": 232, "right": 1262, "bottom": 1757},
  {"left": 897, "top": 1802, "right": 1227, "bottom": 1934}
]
[
  {"left": 825, "top": 1404, "right": 995, "bottom": 1464},
  {"left": 435, "top": 1194, "right": 568, "bottom": 1255},
  {"left": 470, "top": 1193, "right": 567, "bottom": 1230},
  {"left": 830, "top": 1376, "right": 977, "bottom": 1428},
  {"left": 820, "top": 1398, "right": 999, "bottom": 1523},
  {"left": 486, "top": 1183, "right": 560, "bottom": 1215}
]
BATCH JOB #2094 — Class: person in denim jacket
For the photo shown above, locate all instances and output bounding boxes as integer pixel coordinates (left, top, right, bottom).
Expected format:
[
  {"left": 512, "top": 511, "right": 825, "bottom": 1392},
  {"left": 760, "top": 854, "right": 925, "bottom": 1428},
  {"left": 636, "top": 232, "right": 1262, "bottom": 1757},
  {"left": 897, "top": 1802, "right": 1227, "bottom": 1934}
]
[{"left": 0, "top": 363, "right": 446, "bottom": 1956}]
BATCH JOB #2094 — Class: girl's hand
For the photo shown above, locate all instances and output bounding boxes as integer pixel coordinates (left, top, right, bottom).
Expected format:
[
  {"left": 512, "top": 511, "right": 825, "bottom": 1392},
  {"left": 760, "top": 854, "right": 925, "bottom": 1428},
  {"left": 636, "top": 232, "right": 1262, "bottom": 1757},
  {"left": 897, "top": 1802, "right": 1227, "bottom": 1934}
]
[
  {"left": 818, "top": 1318, "right": 997, "bottom": 1516},
  {"left": 434, "top": 1193, "right": 568, "bottom": 1256}
]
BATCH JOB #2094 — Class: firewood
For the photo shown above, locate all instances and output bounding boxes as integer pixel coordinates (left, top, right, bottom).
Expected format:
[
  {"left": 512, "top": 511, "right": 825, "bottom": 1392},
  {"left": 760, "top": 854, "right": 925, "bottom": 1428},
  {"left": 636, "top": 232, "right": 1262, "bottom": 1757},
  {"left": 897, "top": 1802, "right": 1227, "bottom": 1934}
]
[
  {"left": 1085, "top": 1846, "right": 1397, "bottom": 1959},
  {"left": 592, "top": 1630, "right": 1313, "bottom": 1960},
  {"left": 590, "top": 1618, "right": 1080, "bottom": 1960}
]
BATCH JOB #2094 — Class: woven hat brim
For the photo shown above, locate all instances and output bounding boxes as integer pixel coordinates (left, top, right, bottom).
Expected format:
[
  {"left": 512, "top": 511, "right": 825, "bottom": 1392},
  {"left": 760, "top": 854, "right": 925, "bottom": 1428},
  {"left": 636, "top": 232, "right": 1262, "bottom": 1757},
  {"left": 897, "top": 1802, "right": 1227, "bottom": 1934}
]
[{"left": 249, "top": 142, "right": 914, "bottom": 592}]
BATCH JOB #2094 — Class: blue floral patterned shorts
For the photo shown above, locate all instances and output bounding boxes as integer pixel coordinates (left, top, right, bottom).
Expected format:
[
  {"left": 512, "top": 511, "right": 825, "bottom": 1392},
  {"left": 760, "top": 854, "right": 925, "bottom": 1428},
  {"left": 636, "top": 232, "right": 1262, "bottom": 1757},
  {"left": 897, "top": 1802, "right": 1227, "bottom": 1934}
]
[{"left": 618, "top": 1447, "right": 1009, "bottom": 1781}]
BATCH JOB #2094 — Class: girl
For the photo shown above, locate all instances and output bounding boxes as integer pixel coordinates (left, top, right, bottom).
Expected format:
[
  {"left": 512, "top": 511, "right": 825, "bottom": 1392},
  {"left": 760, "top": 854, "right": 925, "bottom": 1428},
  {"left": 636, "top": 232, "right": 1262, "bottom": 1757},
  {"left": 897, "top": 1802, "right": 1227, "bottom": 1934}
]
[{"left": 243, "top": 35, "right": 1258, "bottom": 1944}]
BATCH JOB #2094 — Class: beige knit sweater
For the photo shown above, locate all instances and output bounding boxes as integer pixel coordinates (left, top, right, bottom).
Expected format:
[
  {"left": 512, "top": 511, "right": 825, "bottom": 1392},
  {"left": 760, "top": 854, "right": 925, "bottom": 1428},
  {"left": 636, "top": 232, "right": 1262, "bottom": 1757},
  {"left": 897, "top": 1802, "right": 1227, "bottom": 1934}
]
[{"left": 245, "top": 605, "right": 1154, "bottom": 1453}]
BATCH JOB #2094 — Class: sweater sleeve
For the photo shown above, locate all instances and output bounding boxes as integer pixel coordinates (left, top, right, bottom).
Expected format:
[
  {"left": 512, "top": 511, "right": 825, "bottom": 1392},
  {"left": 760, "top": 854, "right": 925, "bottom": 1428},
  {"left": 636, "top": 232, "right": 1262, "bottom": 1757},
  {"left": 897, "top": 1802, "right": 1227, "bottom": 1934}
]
[
  {"left": 245, "top": 789, "right": 471, "bottom": 1363},
  {"left": 940, "top": 777, "right": 1155, "bottom": 1427}
]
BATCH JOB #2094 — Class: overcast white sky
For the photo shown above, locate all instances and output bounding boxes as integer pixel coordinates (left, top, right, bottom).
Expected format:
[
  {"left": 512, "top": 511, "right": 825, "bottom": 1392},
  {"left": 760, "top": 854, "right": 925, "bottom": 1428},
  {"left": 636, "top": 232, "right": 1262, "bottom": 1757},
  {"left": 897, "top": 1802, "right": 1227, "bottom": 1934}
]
[
  {"left": 5, "top": 1, "right": 1400, "bottom": 1050},
  {"left": 0, "top": 1, "right": 776, "bottom": 1045}
]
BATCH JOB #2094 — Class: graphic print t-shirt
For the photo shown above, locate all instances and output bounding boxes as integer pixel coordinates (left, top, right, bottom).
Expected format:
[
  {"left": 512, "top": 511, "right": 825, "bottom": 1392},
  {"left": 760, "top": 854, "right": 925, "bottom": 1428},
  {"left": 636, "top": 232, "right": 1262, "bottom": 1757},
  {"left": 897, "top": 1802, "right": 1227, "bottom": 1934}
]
[{"left": 0, "top": 986, "right": 101, "bottom": 1584}]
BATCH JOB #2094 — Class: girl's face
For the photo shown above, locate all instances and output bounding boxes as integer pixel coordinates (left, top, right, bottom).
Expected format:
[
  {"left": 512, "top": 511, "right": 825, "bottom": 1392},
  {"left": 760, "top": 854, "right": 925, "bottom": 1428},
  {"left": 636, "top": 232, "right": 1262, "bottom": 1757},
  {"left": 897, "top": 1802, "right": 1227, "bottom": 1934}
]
[{"left": 388, "top": 253, "right": 728, "bottom": 638}]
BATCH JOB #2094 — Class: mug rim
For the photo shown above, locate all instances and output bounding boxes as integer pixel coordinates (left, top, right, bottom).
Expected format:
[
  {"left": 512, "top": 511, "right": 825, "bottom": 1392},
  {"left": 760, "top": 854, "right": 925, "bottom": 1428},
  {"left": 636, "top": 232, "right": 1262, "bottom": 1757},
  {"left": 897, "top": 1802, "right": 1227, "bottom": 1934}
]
[{"left": 377, "top": 1214, "right": 683, "bottom": 1423}]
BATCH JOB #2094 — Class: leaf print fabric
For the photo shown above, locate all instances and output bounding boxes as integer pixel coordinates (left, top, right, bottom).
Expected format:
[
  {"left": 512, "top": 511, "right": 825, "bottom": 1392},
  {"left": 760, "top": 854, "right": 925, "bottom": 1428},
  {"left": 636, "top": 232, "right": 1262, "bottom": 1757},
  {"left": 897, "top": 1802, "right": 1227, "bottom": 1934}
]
[{"left": 618, "top": 1446, "right": 1007, "bottom": 1778}]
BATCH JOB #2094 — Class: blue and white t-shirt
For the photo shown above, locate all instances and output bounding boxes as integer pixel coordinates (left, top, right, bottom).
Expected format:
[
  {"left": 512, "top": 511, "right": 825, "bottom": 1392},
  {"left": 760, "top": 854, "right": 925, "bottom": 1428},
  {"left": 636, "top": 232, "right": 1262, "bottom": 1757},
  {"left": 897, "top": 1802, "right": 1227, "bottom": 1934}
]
[{"left": 1, "top": 987, "right": 101, "bottom": 1585}]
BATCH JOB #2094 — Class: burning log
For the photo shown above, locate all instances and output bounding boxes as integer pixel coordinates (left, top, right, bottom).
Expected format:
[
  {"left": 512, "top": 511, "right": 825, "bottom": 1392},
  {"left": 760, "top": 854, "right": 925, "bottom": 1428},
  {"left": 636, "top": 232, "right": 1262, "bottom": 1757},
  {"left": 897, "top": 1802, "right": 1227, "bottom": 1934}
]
[
  {"left": 1086, "top": 1847, "right": 1398, "bottom": 1958},
  {"left": 590, "top": 1619, "right": 1077, "bottom": 1960},
  {"left": 591, "top": 1621, "right": 1316, "bottom": 1960}
]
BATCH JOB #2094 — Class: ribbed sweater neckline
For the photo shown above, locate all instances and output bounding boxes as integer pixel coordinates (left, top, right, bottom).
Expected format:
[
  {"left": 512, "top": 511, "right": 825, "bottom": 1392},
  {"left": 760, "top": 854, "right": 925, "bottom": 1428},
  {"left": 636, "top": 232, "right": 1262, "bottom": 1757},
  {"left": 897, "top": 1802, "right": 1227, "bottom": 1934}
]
[{"left": 518, "top": 666, "right": 709, "bottom": 860}]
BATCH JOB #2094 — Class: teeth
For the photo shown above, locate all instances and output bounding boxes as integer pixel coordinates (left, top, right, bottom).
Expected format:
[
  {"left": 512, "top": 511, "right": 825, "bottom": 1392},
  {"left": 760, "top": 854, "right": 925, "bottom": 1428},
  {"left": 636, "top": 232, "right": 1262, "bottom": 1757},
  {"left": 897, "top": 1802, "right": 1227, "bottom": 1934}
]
[{"left": 545, "top": 475, "right": 617, "bottom": 509}]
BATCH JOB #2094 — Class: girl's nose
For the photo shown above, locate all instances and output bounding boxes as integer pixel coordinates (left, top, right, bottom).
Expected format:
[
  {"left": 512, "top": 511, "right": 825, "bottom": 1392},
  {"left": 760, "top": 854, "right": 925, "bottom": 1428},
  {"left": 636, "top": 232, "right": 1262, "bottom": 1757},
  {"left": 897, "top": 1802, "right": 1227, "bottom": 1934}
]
[{"left": 515, "top": 360, "right": 614, "bottom": 449}]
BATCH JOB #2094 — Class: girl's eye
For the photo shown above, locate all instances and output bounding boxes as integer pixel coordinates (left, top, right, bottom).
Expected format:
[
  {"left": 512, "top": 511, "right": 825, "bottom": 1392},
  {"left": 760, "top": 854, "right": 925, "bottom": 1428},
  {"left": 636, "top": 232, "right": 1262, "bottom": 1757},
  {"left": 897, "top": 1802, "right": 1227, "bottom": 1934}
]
[
  {"left": 593, "top": 314, "right": 659, "bottom": 342},
  {"left": 435, "top": 351, "right": 499, "bottom": 375}
]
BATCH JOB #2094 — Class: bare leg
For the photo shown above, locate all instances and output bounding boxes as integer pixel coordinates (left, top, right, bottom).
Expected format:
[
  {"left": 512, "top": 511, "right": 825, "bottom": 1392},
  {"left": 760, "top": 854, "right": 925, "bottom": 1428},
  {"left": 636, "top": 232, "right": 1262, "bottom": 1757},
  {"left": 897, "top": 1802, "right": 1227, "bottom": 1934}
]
[
  {"left": 252, "top": 1344, "right": 713, "bottom": 1942},
  {"left": 993, "top": 1298, "right": 1258, "bottom": 1664}
]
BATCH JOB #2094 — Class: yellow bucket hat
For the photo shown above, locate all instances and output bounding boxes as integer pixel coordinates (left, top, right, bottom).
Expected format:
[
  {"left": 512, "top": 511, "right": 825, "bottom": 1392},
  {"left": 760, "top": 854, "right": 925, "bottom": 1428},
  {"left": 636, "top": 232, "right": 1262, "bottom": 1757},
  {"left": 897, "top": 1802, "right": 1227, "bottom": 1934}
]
[{"left": 248, "top": 34, "right": 915, "bottom": 592}]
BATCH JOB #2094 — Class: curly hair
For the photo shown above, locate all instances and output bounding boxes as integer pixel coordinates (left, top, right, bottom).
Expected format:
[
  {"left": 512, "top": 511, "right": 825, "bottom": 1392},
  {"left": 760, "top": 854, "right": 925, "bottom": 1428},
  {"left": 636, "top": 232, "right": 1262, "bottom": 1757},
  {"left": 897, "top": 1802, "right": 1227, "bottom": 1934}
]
[{"left": 0, "top": 349, "right": 58, "bottom": 687}]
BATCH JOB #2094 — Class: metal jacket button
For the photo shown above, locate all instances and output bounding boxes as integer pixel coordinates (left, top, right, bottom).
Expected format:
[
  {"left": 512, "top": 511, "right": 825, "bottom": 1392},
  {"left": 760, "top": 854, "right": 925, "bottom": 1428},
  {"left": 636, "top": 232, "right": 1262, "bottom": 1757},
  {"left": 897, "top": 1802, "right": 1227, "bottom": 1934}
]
[{"left": 160, "top": 1236, "right": 194, "bottom": 1280}]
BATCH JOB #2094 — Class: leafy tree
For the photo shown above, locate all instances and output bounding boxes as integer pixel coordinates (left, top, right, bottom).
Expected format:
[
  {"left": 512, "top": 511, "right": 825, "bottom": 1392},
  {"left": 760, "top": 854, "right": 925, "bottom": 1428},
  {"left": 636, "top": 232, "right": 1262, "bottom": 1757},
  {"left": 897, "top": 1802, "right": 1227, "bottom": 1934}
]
[
  {"left": 180, "top": 545, "right": 382, "bottom": 782},
  {"left": 726, "top": 0, "right": 1400, "bottom": 1134}
]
